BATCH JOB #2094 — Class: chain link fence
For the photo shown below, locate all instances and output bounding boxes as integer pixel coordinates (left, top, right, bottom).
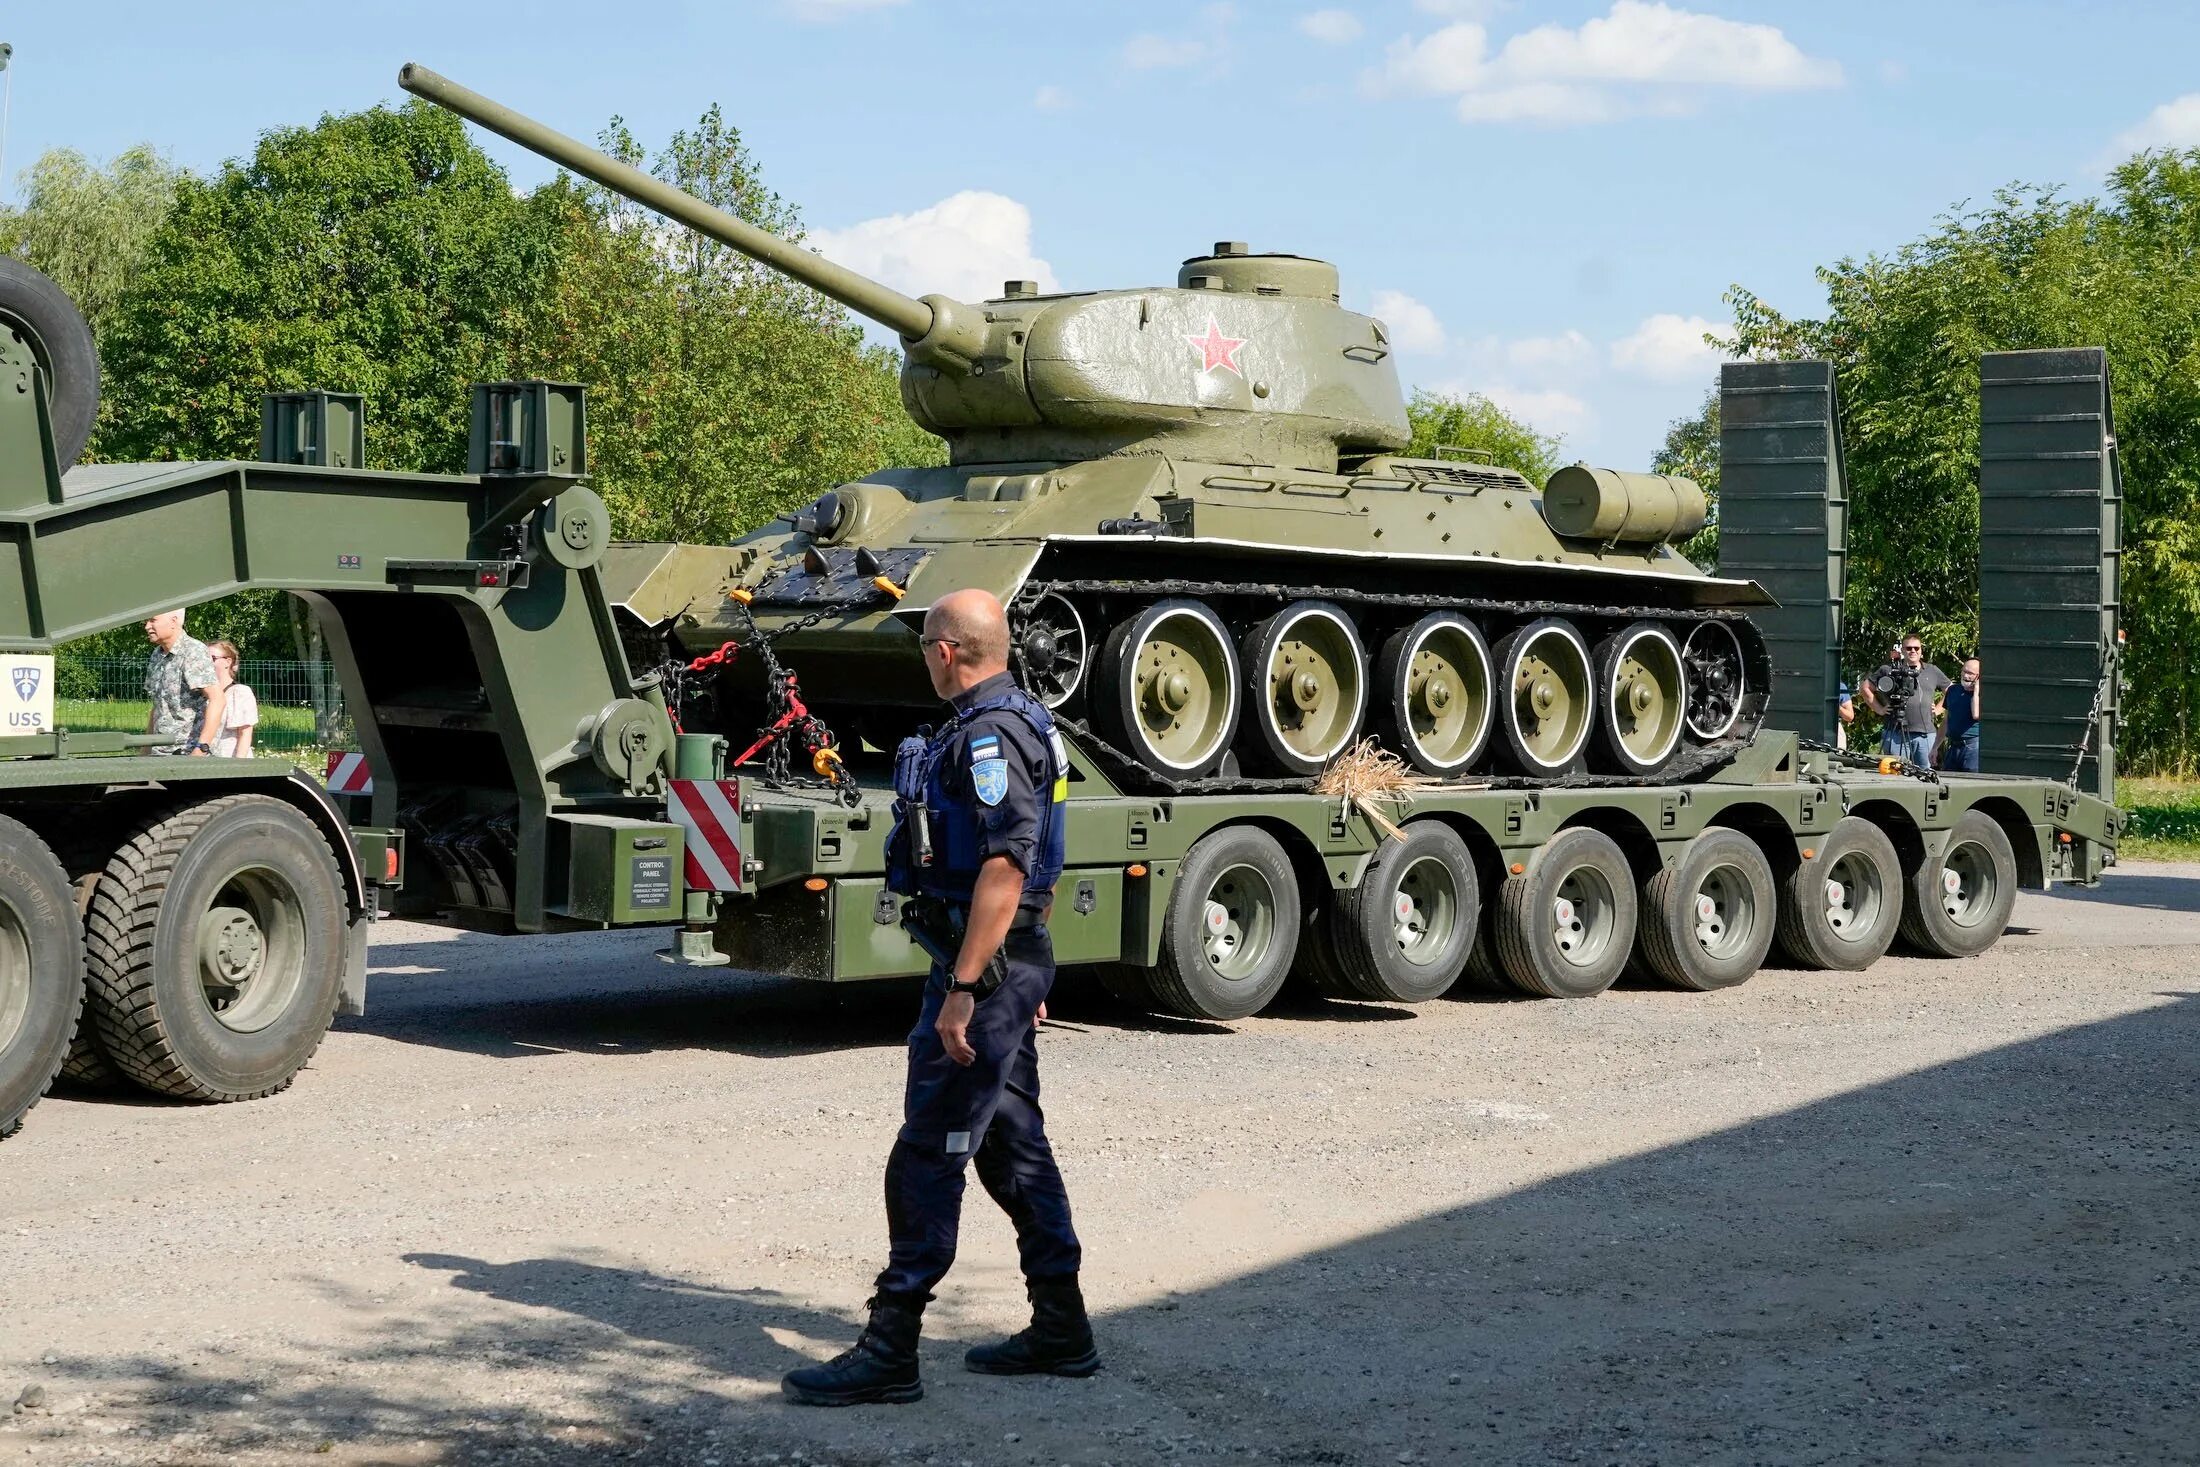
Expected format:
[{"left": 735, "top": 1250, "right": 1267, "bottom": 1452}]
[{"left": 57, "top": 657, "right": 353, "bottom": 757}]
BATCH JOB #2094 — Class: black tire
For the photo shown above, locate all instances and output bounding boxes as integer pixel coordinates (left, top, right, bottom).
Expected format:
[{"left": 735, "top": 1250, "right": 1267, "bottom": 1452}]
[
  {"left": 85, "top": 795, "right": 347, "bottom": 1101},
  {"left": 1636, "top": 828, "right": 1777, "bottom": 991},
  {"left": 1148, "top": 826, "right": 1301, "bottom": 1021},
  {"left": 1326, "top": 822, "right": 1480, "bottom": 1002},
  {"left": 1774, "top": 816, "right": 1902, "bottom": 971},
  {"left": 1495, "top": 827, "right": 1637, "bottom": 999},
  {"left": 1289, "top": 903, "right": 1366, "bottom": 1001},
  {"left": 55, "top": 862, "right": 124, "bottom": 1089},
  {"left": 1898, "top": 810, "right": 2019, "bottom": 958},
  {"left": 0, "top": 815, "right": 86, "bottom": 1141},
  {"left": 1489, "top": 618, "right": 1594, "bottom": 777},
  {"left": 1094, "top": 962, "right": 1161, "bottom": 1012},
  {"left": 0, "top": 256, "right": 101, "bottom": 470}
]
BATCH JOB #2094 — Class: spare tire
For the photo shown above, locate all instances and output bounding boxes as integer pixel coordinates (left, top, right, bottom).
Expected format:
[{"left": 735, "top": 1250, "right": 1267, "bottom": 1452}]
[{"left": 0, "top": 256, "right": 101, "bottom": 470}]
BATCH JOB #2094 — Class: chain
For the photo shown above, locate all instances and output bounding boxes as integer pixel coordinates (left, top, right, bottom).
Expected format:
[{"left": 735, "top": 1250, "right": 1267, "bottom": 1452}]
[
  {"left": 1794, "top": 735, "right": 1939, "bottom": 782},
  {"left": 662, "top": 601, "right": 861, "bottom": 808},
  {"left": 2068, "top": 649, "right": 2118, "bottom": 790}
]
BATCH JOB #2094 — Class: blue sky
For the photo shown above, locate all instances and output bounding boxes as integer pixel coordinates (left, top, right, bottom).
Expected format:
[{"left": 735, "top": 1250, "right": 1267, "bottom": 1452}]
[{"left": 6, "top": 0, "right": 2198, "bottom": 468}]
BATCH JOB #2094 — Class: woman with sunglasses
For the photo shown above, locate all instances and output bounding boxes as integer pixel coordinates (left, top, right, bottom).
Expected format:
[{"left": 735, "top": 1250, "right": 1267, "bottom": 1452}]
[{"left": 207, "top": 641, "right": 260, "bottom": 758}]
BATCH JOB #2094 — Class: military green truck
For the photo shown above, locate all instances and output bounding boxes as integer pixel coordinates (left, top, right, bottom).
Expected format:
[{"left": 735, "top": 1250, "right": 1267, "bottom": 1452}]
[{"left": 0, "top": 70, "right": 2125, "bottom": 1142}]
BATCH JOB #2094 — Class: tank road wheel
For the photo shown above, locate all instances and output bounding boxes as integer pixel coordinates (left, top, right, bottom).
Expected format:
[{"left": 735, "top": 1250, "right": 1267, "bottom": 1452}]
[
  {"left": 85, "top": 796, "right": 347, "bottom": 1102},
  {"left": 1636, "top": 828, "right": 1777, "bottom": 991},
  {"left": 1898, "top": 810, "right": 2019, "bottom": 958},
  {"left": 1496, "top": 828, "right": 1637, "bottom": 998},
  {"left": 1148, "top": 826, "right": 1301, "bottom": 1021},
  {"left": 1594, "top": 622, "right": 1687, "bottom": 777},
  {"left": 1682, "top": 620, "right": 1748, "bottom": 743},
  {"left": 1491, "top": 618, "right": 1594, "bottom": 777},
  {"left": 1242, "top": 600, "right": 1367, "bottom": 777},
  {"left": 1325, "top": 822, "right": 1481, "bottom": 1002},
  {"left": 1018, "top": 592, "right": 1091, "bottom": 711},
  {"left": 1374, "top": 613, "right": 1494, "bottom": 778},
  {"left": 1774, "top": 816, "right": 1902, "bottom": 971},
  {"left": 0, "top": 817, "right": 84, "bottom": 1141},
  {"left": 1099, "top": 599, "right": 1239, "bottom": 779},
  {"left": 0, "top": 257, "right": 102, "bottom": 470}
]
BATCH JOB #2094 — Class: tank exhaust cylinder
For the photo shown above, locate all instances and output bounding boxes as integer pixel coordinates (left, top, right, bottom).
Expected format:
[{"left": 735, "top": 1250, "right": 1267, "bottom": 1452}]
[
  {"left": 396, "top": 63, "right": 990, "bottom": 375},
  {"left": 1542, "top": 466, "right": 1709, "bottom": 546}
]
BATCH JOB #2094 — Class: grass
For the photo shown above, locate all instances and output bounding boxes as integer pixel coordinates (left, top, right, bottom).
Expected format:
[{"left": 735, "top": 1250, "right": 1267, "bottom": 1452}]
[
  {"left": 56, "top": 698, "right": 342, "bottom": 769},
  {"left": 2115, "top": 775, "right": 2200, "bottom": 861}
]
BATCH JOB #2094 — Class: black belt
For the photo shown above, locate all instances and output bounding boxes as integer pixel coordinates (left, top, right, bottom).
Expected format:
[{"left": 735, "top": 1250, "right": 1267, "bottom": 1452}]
[{"left": 933, "top": 901, "right": 1046, "bottom": 931}]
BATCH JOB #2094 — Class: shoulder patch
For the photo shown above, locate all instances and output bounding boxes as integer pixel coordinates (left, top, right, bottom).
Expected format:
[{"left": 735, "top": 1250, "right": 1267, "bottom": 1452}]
[{"left": 972, "top": 757, "right": 1010, "bottom": 806}]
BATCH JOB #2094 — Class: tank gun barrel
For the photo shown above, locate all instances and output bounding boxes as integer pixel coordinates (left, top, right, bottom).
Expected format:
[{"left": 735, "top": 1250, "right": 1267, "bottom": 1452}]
[{"left": 397, "top": 63, "right": 988, "bottom": 372}]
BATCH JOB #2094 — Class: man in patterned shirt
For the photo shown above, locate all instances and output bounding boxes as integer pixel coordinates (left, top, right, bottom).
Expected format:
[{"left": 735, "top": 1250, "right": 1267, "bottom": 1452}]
[{"left": 142, "top": 609, "right": 226, "bottom": 756}]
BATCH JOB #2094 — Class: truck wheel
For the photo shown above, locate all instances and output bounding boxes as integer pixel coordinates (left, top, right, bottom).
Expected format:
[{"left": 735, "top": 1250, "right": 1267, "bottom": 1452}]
[
  {"left": 1636, "top": 828, "right": 1776, "bottom": 991},
  {"left": 1897, "top": 810, "right": 2018, "bottom": 958},
  {"left": 1774, "top": 816, "right": 1901, "bottom": 971},
  {"left": 1094, "top": 963, "right": 1161, "bottom": 1013},
  {"left": 1289, "top": 906, "right": 1365, "bottom": 1002},
  {"left": 0, "top": 256, "right": 102, "bottom": 469},
  {"left": 85, "top": 795, "right": 346, "bottom": 1101},
  {"left": 1496, "top": 827, "right": 1636, "bottom": 998},
  {"left": 1148, "top": 826, "right": 1300, "bottom": 1021},
  {"left": 56, "top": 865, "right": 123, "bottom": 1089},
  {"left": 1327, "top": 822, "right": 1480, "bottom": 1002},
  {"left": 0, "top": 816, "right": 85, "bottom": 1140}
]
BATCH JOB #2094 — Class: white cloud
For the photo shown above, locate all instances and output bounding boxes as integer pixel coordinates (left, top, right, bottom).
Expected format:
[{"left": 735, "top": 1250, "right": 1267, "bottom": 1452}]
[
  {"left": 1367, "top": 1, "right": 1839, "bottom": 125},
  {"left": 2108, "top": 94, "right": 2200, "bottom": 158},
  {"left": 1297, "top": 9, "right": 1364, "bottom": 44},
  {"left": 1124, "top": 33, "right": 1209, "bottom": 68},
  {"left": 1610, "top": 313, "right": 1728, "bottom": 382},
  {"left": 1503, "top": 330, "right": 1596, "bottom": 373},
  {"left": 783, "top": 0, "right": 905, "bottom": 20},
  {"left": 1485, "top": 386, "right": 1594, "bottom": 437},
  {"left": 1414, "top": 0, "right": 1500, "bottom": 15},
  {"left": 1032, "top": 84, "right": 1072, "bottom": 111},
  {"left": 809, "top": 192, "right": 1058, "bottom": 308},
  {"left": 1371, "top": 290, "right": 1446, "bottom": 354}
]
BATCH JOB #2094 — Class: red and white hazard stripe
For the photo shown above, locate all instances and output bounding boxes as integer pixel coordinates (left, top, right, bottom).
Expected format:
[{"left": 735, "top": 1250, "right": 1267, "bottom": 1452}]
[
  {"left": 668, "top": 778, "right": 743, "bottom": 892},
  {"left": 325, "top": 751, "right": 373, "bottom": 794}
]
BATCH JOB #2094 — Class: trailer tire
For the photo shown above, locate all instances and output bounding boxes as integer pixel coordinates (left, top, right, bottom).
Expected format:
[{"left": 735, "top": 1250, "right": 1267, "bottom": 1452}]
[
  {"left": 1290, "top": 905, "right": 1366, "bottom": 1002},
  {"left": 1147, "top": 826, "right": 1300, "bottom": 1021},
  {"left": 1897, "top": 810, "right": 2018, "bottom": 958},
  {"left": 1094, "top": 962, "right": 1161, "bottom": 1013},
  {"left": 56, "top": 865, "right": 124, "bottom": 1089},
  {"left": 1636, "top": 828, "right": 1777, "bottom": 991},
  {"left": 1328, "top": 822, "right": 1480, "bottom": 1002},
  {"left": 0, "top": 816, "right": 85, "bottom": 1141},
  {"left": 85, "top": 795, "right": 346, "bottom": 1102},
  {"left": 1495, "top": 828, "right": 1636, "bottom": 999},
  {"left": 0, "top": 256, "right": 102, "bottom": 470},
  {"left": 1774, "top": 816, "right": 1902, "bottom": 971}
]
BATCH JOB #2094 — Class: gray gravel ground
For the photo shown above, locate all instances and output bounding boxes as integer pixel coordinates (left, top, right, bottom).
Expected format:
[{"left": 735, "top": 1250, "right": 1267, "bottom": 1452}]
[{"left": 4, "top": 863, "right": 2196, "bottom": 1466}]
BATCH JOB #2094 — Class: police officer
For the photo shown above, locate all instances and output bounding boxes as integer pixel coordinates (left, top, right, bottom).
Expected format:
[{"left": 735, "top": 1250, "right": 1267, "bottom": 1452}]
[{"left": 783, "top": 588, "right": 1095, "bottom": 1407}]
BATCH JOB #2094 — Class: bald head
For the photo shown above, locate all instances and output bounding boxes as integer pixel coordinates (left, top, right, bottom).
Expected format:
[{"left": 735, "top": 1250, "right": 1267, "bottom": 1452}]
[{"left": 922, "top": 589, "right": 1010, "bottom": 698}]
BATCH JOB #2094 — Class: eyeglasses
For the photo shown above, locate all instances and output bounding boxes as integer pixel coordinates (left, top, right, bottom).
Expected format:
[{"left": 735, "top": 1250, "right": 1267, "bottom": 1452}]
[
  {"left": 1902, "top": 644, "right": 1923, "bottom": 654},
  {"left": 918, "top": 635, "right": 961, "bottom": 654},
  {"left": 212, "top": 654, "right": 235, "bottom": 664}
]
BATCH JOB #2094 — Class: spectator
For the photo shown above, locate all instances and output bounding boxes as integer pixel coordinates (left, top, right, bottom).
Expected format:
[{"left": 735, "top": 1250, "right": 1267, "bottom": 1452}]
[
  {"left": 1941, "top": 658, "right": 1981, "bottom": 772},
  {"left": 142, "top": 609, "right": 224, "bottom": 757},
  {"left": 209, "top": 640, "right": 259, "bottom": 758},
  {"left": 1859, "top": 633, "right": 1950, "bottom": 767},
  {"left": 1837, "top": 680, "right": 1855, "bottom": 751}
]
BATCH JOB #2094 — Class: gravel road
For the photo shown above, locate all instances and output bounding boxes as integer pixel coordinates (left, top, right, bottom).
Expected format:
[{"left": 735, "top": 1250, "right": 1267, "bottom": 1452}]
[{"left": 4, "top": 863, "right": 2195, "bottom": 1466}]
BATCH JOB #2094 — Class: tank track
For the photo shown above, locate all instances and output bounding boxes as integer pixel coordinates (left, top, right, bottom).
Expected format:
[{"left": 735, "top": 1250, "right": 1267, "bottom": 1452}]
[{"left": 1010, "top": 576, "right": 1773, "bottom": 795}]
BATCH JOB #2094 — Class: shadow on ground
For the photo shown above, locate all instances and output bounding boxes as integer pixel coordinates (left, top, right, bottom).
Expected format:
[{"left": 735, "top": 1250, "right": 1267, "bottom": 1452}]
[{"left": 32, "top": 989, "right": 2194, "bottom": 1464}]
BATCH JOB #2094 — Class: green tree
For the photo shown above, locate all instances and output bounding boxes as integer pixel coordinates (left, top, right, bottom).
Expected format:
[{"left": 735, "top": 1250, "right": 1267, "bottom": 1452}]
[
  {"left": 1653, "top": 387, "right": 1720, "bottom": 569},
  {"left": 514, "top": 108, "right": 940, "bottom": 544},
  {"left": 1403, "top": 388, "right": 1564, "bottom": 486},
  {"left": 0, "top": 144, "right": 183, "bottom": 339},
  {"left": 1724, "top": 160, "right": 2200, "bottom": 772}
]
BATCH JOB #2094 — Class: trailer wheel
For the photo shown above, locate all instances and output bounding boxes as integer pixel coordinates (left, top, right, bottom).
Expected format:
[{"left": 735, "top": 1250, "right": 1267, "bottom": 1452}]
[
  {"left": 1147, "top": 826, "right": 1300, "bottom": 1021},
  {"left": 56, "top": 865, "right": 124, "bottom": 1089},
  {"left": 1636, "top": 828, "right": 1776, "bottom": 991},
  {"left": 1774, "top": 816, "right": 1902, "bottom": 971},
  {"left": 0, "top": 256, "right": 102, "bottom": 470},
  {"left": 1496, "top": 828, "right": 1637, "bottom": 998},
  {"left": 1327, "top": 822, "right": 1480, "bottom": 1002},
  {"left": 1093, "top": 962, "right": 1161, "bottom": 1013},
  {"left": 1288, "top": 906, "right": 1365, "bottom": 1002},
  {"left": 85, "top": 795, "right": 346, "bottom": 1102},
  {"left": 1897, "top": 811, "right": 2018, "bottom": 958},
  {"left": 0, "top": 816, "right": 85, "bottom": 1140}
]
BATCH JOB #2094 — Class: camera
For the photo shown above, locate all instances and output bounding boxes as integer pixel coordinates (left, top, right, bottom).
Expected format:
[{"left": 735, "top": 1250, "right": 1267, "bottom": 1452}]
[{"left": 1873, "top": 663, "right": 1919, "bottom": 724}]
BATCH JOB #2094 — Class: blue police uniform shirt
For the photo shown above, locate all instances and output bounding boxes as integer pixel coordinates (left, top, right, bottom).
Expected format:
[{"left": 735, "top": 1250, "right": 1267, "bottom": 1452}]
[
  {"left": 1945, "top": 681, "right": 1979, "bottom": 740},
  {"left": 919, "top": 671, "right": 1067, "bottom": 911}
]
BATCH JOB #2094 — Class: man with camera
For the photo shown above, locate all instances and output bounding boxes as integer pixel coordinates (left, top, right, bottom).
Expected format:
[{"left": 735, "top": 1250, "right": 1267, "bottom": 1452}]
[{"left": 1860, "top": 634, "right": 1951, "bottom": 767}]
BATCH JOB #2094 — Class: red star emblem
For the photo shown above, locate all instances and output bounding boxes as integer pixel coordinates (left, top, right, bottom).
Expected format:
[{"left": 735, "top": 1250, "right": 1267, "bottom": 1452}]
[{"left": 1184, "top": 316, "right": 1247, "bottom": 377}]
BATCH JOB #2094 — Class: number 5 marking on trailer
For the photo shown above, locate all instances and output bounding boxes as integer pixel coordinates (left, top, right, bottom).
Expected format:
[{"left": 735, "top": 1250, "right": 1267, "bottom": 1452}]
[{"left": 669, "top": 778, "right": 743, "bottom": 892}]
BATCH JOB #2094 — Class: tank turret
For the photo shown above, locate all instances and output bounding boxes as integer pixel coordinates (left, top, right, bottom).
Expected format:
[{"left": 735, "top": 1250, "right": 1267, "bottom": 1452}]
[{"left": 405, "top": 63, "right": 1770, "bottom": 789}]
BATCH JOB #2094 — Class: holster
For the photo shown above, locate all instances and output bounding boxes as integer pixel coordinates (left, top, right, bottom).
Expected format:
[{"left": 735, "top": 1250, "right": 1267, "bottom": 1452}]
[{"left": 901, "top": 895, "right": 1008, "bottom": 998}]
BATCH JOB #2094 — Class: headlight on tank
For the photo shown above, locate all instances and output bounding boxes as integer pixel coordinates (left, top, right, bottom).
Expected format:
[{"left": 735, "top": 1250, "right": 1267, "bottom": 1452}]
[{"left": 790, "top": 490, "right": 848, "bottom": 541}]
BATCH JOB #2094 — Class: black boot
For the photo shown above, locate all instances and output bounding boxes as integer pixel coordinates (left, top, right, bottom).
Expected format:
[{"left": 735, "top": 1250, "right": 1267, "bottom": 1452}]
[
  {"left": 782, "top": 1293, "right": 926, "bottom": 1406},
  {"left": 964, "top": 1276, "right": 1100, "bottom": 1377}
]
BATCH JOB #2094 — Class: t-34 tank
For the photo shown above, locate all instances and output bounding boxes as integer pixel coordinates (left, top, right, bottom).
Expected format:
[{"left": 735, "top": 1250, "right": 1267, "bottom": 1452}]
[{"left": 402, "top": 64, "right": 1771, "bottom": 786}]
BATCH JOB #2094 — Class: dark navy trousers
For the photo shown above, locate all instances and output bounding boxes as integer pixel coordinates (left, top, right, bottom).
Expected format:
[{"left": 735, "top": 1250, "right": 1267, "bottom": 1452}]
[{"left": 875, "top": 925, "right": 1082, "bottom": 1299}]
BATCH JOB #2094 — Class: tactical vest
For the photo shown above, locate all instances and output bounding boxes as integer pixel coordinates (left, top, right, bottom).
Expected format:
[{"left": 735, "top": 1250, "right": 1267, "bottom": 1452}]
[{"left": 886, "top": 685, "right": 1068, "bottom": 905}]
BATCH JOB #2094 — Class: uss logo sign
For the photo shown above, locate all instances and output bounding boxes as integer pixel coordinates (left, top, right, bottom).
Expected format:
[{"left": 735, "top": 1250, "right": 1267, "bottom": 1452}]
[{"left": 2, "top": 654, "right": 55, "bottom": 732}]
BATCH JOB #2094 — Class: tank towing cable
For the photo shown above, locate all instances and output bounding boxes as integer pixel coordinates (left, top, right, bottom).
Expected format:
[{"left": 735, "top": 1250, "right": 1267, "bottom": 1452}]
[{"left": 667, "top": 596, "right": 862, "bottom": 808}]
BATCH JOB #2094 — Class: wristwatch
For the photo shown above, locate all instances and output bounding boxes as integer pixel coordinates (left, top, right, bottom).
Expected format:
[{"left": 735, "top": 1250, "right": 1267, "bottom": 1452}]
[{"left": 947, "top": 973, "right": 999, "bottom": 999}]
